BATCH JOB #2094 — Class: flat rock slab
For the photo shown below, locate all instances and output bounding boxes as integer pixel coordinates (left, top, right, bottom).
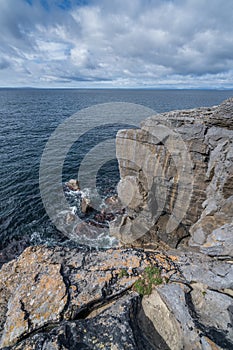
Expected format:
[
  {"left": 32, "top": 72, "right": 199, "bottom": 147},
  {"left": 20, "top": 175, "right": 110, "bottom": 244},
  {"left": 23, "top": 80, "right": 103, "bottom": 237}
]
[
  {"left": 0, "top": 246, "right": 178, "bottom": 348},
  {"left": 5, "top": 293, "right": 162, "bottom": 350},
  {"left": 0, "top": 246, "right": 232, "bottom": 349}
]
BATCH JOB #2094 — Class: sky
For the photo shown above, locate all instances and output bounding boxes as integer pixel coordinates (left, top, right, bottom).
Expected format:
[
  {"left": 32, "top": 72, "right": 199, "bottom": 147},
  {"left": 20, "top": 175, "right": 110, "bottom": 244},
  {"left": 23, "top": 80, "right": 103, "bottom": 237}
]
[{"left": 0, "top": 0, "right": 233, "bottom": 88}]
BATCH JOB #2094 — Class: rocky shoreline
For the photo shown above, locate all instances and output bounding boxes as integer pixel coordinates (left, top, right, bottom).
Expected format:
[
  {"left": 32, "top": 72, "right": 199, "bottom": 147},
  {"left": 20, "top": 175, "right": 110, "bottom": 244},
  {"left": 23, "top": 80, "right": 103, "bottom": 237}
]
[
  {"left": 111, "top": 98, "right": 233, "bottom": 254},
  {"left": 0, "top": 98, "right": 233, "bottom": 349},
  {"left": 0, "top": 245, "right": 232, "bottom": 349}
]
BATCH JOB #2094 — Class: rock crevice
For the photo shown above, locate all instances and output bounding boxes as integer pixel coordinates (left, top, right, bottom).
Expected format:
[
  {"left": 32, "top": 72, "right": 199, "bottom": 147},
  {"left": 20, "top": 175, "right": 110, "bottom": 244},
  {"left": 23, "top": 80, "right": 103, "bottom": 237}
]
[
  {"left": 0, "top": 246, "right": 232, "bottom": 349},
  {"left": 111, "top": 98, "right": 233, "bottom": 256},
  {"left": 1, "top": 98, "right": 233, "bottom": 349}
]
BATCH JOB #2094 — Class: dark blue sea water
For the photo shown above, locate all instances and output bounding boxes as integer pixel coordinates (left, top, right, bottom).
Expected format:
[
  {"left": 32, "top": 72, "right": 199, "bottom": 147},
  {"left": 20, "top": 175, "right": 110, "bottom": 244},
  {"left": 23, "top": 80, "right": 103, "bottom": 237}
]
[{"left": 1, "top": 89, "right": 233, "bottom": 252}]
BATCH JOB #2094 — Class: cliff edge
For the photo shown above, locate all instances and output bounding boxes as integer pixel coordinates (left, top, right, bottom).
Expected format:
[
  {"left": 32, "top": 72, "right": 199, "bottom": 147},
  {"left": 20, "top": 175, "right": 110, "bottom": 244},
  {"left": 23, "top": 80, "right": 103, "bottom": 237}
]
[
  {"left": 111, "top": 97, "right": 233, "bottom": 257},
  {"left": 0, "top": 98, "right": 232, "bottom": 350}
]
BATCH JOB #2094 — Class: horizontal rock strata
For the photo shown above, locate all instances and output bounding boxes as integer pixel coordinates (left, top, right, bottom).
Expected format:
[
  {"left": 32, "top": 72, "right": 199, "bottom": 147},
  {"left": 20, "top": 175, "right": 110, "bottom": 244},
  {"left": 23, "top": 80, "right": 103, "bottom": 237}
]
[
  {"left": 1, "top": 98, "right": 233, "bottom": 350},
  {"left": 111, "top": 98, "right": 233, "bottom": 255}
]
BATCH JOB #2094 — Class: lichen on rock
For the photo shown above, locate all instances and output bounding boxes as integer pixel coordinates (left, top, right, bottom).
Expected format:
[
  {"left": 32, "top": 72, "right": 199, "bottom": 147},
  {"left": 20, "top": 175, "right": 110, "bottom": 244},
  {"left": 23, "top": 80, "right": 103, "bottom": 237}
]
[{"left": 1, "top": 98, "right": 233, "bottom": 350}]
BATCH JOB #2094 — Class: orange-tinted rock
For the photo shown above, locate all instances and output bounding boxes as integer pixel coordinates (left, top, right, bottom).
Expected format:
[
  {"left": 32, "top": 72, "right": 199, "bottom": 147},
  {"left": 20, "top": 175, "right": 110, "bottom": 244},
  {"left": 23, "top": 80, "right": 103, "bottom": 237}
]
[
  {"left": 0, "top": 246, "right": 232, "bottom": 349},
  {"left": 0, "top": 247, "right": 67, "bottom": 348},
  {"left": 0, "top": 246, "right": 178, "bottom": 348}
]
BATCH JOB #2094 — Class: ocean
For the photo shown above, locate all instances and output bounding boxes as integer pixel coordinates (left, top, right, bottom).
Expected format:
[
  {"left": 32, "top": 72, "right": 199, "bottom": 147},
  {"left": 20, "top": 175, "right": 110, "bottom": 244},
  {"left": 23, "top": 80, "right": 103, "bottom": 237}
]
[{"left": 1, "top": 89, "right": 233, "bottom": 253}]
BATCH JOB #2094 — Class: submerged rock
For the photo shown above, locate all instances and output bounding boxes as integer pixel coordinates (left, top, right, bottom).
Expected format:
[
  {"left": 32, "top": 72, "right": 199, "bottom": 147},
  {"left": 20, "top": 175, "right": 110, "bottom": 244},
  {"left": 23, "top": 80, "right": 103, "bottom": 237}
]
[
  {"left": 66, "top": 179, "right": 80, "bottom": 191},
  {"left": 81, "top": 196, "right": 92, "bottom": 214},
  {"left": 1, "top": 98, "right": 233, "bottom": 350}
]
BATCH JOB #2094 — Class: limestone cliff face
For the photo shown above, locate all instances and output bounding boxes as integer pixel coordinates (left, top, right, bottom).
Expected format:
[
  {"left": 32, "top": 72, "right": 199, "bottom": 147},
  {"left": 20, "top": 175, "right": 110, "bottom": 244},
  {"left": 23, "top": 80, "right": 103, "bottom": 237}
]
[
  {"left": 111, "top": 98, "right": 233, "bottom": 255},
  {"left": 0, "top": 99, "right": 233, "bottom": 350}
]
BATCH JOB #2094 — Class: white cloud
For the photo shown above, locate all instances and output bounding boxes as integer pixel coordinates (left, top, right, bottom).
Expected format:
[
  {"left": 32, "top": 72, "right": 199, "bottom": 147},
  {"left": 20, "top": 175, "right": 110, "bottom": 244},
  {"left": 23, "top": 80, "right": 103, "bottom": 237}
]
[{"left": 0, "top": 0, "right": 233, "bottom": 87}]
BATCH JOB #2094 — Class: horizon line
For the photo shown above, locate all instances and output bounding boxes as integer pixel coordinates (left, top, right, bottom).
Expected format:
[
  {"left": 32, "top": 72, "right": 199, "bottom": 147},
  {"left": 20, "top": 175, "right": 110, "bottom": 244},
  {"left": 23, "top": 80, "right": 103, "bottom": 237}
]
[{"left": 1, "top": 86, "right": 233, "bottom": 91}]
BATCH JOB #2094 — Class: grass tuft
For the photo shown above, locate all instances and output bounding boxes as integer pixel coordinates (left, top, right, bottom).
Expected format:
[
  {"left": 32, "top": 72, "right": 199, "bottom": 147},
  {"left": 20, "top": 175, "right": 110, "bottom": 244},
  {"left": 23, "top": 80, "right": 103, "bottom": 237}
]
[{"left": 134, "top": 265, "right": 163, "bottom": 296}]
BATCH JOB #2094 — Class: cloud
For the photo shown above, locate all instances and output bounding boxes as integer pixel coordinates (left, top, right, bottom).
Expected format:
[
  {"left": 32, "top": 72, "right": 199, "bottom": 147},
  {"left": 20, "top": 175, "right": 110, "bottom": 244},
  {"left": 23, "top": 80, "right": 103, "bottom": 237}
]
[
  {"left": 0, "top": 0, "right": 233, "bottom": 87},
  {"left": 0, "top": 58, "right": 10, "bottom": 70}
]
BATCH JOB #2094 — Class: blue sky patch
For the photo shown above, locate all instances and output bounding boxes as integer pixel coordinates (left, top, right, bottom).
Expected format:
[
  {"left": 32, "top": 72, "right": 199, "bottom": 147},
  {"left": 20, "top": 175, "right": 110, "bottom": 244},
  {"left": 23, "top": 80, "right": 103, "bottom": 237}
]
[{"left": 24, "top": 0, "right": 90, "bottom": 10}]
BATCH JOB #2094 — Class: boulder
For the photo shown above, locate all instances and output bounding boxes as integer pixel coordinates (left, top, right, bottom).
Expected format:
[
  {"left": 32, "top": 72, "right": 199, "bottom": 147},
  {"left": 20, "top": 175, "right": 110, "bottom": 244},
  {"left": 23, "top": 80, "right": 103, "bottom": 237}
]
[
  {"left": 81, "top": 196, "right": 92, "bottom": 214},
  {"left": 66, "top": 179, "right": 80, "bottom": 191},
  {"left": 200, "top": 223, "right": 233, "bottom": 257},
  {"left": 141, "top": 250, "right": 233, "bottom": 350}
]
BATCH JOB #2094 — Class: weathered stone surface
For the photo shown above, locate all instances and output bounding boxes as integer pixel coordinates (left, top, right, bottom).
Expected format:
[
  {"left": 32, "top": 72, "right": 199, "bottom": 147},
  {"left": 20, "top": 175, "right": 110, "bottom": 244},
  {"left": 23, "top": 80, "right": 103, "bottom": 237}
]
[
  {"left": 1, "top": 99, "right": 233, "bottom": 350},
  {"left": 189, "top": 122, "right": 233, "bottom": 255},
  {"left": 112, "top": 109, "right": 210, "bottom": 247},
  {"left": 0, "top": 246, "right": 179, "bottom": 348},
  {"left": 0, "top": 246, "right": 232, "bottom": 350},
  {"left": 191, "top": 284, "right": 233, "bottom": 343},
  {"left": 142, "top": 284, "right": 203, "bottom": 350},
  {"left": 200, "top": 223, "right": 233, "bottom": 257},
  {"left": 0, "top": 247, "right": 68, "bottom": 348},
  {"left": 111, "top": 98, "right": 233, "bottom": 254},
  {"left": 173, "top": 251, "right": 233, "bottom": 290},
  {"left": 6, "top": 291, "right": 179, "bottom": 350},
  {"left": 143, "top": 284, "right": 231, "bottom": 350},
  {"left": 7, "top": 294, "right": 157, "bottom": 350},
  {"left": 207, "top": 98, "right": 233, "bottom": 130},
  {"left": 117, "top": 176, "right": 145, "bottom": 210},
  {"left": 142, "top": 250, "right": 233, "bottom": 350}
]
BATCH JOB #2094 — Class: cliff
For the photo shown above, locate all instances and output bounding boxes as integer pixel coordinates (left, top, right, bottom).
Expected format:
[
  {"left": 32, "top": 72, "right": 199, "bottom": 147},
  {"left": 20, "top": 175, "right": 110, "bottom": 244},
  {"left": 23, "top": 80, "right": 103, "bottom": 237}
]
[
  {"left": 111, "top": 97, "right": 233, "bottom": 256},
  {"left": 0, "top": 98, "right": 232, "bottom": 350}
]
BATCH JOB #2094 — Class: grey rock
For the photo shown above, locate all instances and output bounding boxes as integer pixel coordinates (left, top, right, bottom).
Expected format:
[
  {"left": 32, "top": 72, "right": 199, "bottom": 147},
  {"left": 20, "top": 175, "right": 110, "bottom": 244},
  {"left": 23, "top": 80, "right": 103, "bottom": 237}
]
[
  {"left": 117, "top": 176, "right": 145, "bottom": 210},
  {"left": 200, "top": 223, "right": 233, "bottom": 257},
  {"left": 142, "top": 256, "right": 233, "bottom": 349},
  {"left": 191, "top": 285, "right": 233, "bottom": 344},
  {"left": 0, "top": 246, "right": 180, "bottom": 348},
  {"left": 0, "top": 246, "right": 232, "bottom": 350},
  {"left": 7, "top": 293, "right": 161, "bottom": 350},
  {"left": 207, "top": 98, "right": 233, "bottom": 130},
  {"left": 111, "top": 98, "right": 233, "bottom": 255},
  {"left": 142, "top": 284, "right": 202, "bottom": 350},
  {"left": 174, "top": 251, "right": 233, "bottom": 290}
]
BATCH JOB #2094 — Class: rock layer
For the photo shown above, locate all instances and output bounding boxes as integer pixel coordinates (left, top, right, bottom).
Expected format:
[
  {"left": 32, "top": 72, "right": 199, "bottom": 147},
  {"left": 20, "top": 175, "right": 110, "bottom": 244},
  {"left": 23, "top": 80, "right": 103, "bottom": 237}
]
[
  {"left": 1, "top": 98, "right": 233, "bottom": 350},
  {"left": 111, "top": 98, "right": 233, "bottom": 255}
]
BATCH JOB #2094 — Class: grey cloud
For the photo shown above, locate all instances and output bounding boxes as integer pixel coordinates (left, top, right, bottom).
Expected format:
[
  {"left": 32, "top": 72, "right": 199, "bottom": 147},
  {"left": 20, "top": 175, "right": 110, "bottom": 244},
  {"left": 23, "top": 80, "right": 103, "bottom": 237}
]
[
  {"left": 0, "top": 0, "right": 233, "bottom": 87},
  {"left": 0, "top": 58, "right": 10, "bottom": 70},
  {"left": 60, "top": 75, "right": 112, "bottom": 82}
]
